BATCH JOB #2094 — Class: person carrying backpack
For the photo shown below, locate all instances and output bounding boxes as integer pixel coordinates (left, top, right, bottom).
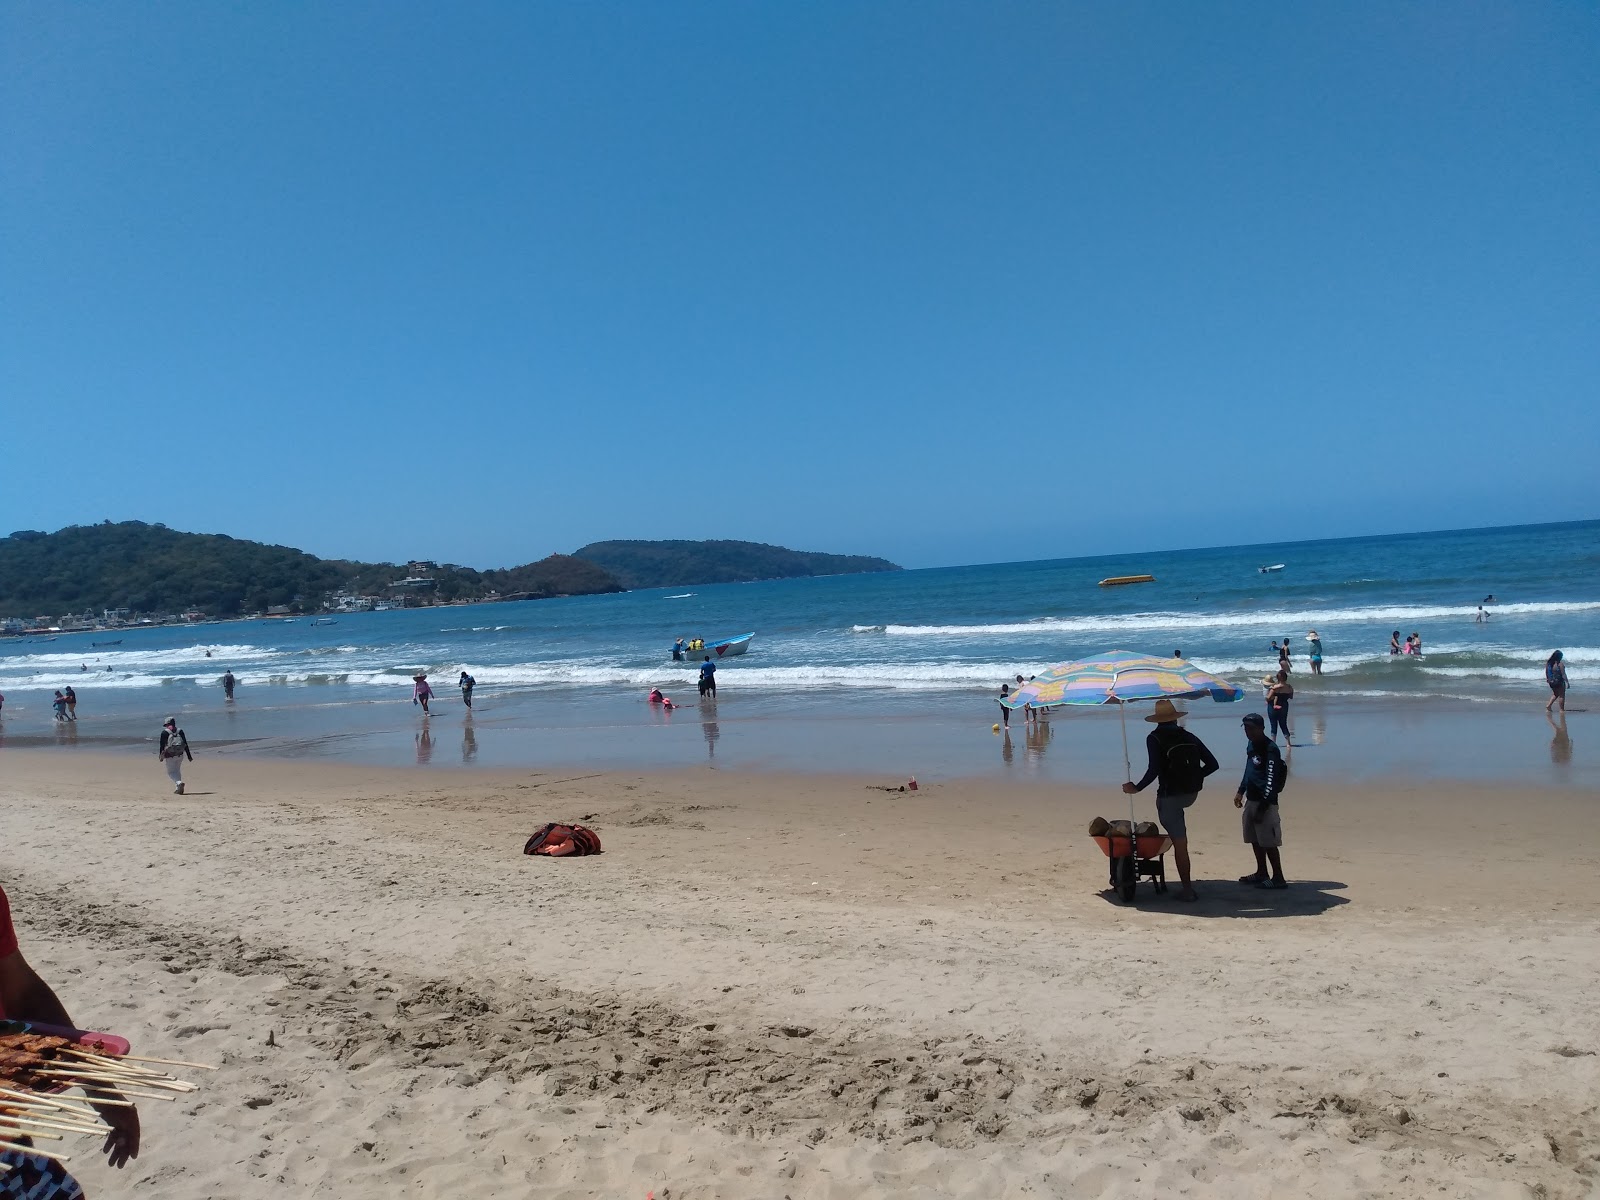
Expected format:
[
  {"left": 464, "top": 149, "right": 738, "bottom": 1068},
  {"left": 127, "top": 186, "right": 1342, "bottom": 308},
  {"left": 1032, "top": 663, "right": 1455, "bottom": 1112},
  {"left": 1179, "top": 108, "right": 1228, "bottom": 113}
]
[{"left": 1121, "top": 697, "right": 1220, "bottom": 901}]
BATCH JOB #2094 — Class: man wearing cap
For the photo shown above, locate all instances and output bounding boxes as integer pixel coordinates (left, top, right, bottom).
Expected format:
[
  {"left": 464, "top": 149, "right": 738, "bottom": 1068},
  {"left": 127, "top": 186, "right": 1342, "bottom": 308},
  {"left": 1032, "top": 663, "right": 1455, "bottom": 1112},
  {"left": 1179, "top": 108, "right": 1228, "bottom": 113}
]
[
  {"left": 1234, "top": 713, "right": 1288, "bottom": 888},
  {"left": 1121, "top": 698, "right": 1220, "bottom": 901}
]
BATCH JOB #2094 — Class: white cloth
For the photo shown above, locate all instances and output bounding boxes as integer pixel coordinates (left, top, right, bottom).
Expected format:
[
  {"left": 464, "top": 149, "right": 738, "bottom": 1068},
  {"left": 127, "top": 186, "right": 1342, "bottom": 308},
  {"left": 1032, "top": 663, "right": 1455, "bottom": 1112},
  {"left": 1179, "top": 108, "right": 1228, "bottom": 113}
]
[{"left": 1241, "top": 800, "right": 1282, "bottom": 848}]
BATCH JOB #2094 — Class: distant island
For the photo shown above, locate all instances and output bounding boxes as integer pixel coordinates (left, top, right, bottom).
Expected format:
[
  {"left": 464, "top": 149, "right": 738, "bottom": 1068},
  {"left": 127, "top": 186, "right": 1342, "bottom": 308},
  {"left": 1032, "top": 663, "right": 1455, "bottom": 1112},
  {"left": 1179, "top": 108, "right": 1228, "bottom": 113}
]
[
  {"left": 574, "top": 539, "right": 902, "bottom": 590},
  {"left": 0, "top": 522, "right": 621, "bottom": 626},
  {"left": 0, "top": 523, "right": 898, "bottom": 629}
]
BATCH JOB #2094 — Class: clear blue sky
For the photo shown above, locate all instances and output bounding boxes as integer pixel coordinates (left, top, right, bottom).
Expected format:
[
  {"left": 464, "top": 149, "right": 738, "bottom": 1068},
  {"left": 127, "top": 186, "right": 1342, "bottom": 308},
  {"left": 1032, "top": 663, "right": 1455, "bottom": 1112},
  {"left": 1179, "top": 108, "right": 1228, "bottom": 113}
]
[{"left": 3, "top": 3, "right": 1596, "bottom": 569}]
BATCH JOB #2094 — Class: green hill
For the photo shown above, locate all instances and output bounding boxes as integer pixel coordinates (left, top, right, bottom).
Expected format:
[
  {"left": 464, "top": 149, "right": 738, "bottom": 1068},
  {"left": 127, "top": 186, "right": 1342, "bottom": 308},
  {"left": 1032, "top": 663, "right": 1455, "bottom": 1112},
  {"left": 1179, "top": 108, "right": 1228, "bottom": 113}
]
[
  {"left": 0, "top": 523, "right": 623, "bottom": 618},
  {"left": 573, "top": 539, "right": 901, "bottom": 589}
]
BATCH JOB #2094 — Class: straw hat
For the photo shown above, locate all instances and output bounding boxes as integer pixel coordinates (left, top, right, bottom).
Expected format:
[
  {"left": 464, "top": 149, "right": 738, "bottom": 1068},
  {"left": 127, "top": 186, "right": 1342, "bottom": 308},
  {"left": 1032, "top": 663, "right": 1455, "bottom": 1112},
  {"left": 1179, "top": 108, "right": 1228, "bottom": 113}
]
[{"left": 1144, "top": 698, "right": 1187, "bottom": 723}]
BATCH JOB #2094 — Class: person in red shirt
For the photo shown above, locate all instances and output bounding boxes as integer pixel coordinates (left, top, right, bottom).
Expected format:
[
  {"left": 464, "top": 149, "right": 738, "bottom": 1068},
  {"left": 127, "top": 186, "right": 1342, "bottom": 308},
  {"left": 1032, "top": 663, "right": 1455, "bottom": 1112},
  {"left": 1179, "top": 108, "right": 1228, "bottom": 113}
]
[{"left": 0, "top": 884, "right": 141, "bottom": 1169}]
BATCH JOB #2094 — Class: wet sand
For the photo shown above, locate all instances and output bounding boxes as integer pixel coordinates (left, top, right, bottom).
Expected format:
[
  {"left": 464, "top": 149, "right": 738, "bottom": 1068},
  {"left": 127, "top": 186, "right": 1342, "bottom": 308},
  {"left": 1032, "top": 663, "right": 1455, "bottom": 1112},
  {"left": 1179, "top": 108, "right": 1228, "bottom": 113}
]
[
  {"left": 2, "top": 750, "right": 1598, "bottom": 1197},
  {"left": 1, "top": 685, "right": 1593, "bottom": 788}
]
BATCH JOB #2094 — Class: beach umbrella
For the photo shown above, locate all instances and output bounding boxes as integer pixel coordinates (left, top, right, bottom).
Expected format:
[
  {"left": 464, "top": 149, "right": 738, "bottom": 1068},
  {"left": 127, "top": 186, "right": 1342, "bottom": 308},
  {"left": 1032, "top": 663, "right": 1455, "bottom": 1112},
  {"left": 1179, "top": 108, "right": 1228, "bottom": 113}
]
[{"left": 1002, "top": 651, "right": 1244, "bottom": 862}]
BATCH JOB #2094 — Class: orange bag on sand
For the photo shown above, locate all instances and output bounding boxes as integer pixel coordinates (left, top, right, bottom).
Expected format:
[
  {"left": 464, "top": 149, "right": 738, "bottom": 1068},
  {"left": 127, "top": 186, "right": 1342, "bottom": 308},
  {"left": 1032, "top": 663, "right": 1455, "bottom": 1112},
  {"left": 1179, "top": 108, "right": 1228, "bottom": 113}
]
[{"left": 524, "top": 823, "right": 603, "bottom": 857}]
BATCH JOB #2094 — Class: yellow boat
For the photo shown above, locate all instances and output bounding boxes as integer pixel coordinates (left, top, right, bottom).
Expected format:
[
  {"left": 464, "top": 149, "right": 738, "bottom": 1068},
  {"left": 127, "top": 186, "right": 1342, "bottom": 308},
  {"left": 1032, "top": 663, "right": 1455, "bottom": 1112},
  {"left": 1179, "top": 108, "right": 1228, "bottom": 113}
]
[{"left": 1098, "top": 574, "right": 1155, "bottom": 587}]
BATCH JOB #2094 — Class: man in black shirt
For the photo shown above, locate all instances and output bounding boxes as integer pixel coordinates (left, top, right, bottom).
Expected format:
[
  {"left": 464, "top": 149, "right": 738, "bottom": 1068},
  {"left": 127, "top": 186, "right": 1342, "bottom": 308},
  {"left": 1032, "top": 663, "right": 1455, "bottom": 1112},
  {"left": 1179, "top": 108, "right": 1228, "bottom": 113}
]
[
  {"left": 1122, "top": 698, "right": 1220, "bottom": 901},
  {"left": 1234, "top": 713, "right": 1288, "bottom": 888}
]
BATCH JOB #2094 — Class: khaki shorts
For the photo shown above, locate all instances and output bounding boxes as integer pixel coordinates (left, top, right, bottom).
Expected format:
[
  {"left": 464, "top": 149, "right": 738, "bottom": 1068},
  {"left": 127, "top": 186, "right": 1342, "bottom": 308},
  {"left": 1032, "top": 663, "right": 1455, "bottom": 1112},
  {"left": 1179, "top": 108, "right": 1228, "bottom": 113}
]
[{"left": 1242, "top": 800, "right": 1282, "bottom": 848}]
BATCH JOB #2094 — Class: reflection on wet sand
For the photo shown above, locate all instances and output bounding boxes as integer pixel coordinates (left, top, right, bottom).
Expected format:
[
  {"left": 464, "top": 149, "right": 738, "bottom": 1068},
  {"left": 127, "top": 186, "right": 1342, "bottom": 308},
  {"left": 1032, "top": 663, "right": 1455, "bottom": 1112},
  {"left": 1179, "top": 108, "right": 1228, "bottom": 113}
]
[
  {"left": 1024, "top": 720, "right": 1053, "bottom": 763},
  {"left": 1548, "top": 713, "right": 1572, "bottom": 767},
  {"left": 415, "top": 725, "right": 433, "bottom": 765},
  {"left": 462, "top": 720, "right": 477, "bottom": 764}
]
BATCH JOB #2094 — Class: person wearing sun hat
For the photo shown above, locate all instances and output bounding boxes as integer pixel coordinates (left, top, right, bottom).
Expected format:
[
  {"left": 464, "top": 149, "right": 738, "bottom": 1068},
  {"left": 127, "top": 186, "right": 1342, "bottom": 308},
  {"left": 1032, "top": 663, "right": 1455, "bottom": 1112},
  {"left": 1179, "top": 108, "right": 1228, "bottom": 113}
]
[
  {"left": 1234, "top": 713, "right": 1287, "bottom": 888},
  {"left": 1121, "top": 697, "right": 1220, "bottom": 901},
  {"left": 1306, "top": 630, "right": 1323, "bottom": 676}
]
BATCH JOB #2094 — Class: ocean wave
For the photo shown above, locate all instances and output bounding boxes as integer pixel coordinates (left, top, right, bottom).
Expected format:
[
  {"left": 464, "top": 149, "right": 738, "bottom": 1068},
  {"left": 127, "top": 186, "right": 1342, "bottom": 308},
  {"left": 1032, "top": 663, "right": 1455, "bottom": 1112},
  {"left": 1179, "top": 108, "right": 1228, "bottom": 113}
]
[
  {"left": 0, "top": 642, "right": 280, "bottom": 667},
  {"left": 879, "top": 600, "right": 1600, "bottom": 638}
]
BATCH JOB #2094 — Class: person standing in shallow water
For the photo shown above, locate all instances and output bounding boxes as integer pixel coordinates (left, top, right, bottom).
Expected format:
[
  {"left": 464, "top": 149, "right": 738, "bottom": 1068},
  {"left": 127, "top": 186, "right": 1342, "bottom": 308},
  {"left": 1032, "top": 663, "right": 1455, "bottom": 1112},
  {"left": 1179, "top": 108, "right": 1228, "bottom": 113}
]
[
  {"left": 1266, "top": 670, "right": 1294, "bottom": 745},
  {"left": 458, "top": 670, "right": 476, "bottom": 710},
  {"left": 1545, "top": 651, "right": 1568, "bottom": 713},
  {"left": 1306, "top": 631, "right": 1323, "bottom": 676},
  {"left": 412, "top": 673, "right": 433, "bottom": 714},
  {"left": 222, "top": 670, "right": 236, "bottom": 700}
]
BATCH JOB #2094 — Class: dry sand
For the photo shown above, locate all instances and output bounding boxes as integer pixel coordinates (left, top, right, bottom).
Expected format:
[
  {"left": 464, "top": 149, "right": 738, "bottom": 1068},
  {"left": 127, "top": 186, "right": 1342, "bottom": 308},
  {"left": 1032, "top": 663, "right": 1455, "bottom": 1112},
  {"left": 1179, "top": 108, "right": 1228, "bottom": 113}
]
[{"left": 2, "top": 749, "right": 1598, "bottom": 1198}]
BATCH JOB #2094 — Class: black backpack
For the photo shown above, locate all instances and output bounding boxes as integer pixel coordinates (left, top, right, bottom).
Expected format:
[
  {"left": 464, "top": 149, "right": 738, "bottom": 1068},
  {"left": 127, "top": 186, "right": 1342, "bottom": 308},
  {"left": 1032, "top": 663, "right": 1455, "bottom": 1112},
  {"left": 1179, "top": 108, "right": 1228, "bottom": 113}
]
[{"left": 1156, "top": 727, "right": 1209, "bottom": 794}]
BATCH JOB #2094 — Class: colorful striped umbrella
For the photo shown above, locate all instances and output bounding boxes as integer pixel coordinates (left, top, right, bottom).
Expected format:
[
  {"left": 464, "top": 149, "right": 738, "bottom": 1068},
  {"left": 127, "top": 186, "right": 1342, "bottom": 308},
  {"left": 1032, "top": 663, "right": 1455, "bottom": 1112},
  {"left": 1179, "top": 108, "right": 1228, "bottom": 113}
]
[
  {"left": 1001, "top": 651, "right": 1243, "bottom": 710},
  {"left": 999, "top": 652, "right": 1245, "bottom": 845}
]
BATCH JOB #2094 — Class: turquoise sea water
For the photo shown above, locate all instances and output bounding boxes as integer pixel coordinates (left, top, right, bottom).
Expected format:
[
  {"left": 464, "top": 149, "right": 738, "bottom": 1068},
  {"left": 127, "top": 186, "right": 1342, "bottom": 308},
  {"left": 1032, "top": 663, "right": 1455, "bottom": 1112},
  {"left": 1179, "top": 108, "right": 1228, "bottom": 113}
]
[{"left": 2, "top": 521, "right": 1595, "bottom": 780}]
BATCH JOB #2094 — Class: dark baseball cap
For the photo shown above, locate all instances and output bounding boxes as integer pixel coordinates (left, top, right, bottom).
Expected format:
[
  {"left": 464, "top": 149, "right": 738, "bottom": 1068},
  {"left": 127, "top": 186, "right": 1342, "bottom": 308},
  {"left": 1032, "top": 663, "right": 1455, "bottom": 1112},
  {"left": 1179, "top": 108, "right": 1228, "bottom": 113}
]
[{"left": 1241, "top": 713, "right": 1265, "bottom": 726}]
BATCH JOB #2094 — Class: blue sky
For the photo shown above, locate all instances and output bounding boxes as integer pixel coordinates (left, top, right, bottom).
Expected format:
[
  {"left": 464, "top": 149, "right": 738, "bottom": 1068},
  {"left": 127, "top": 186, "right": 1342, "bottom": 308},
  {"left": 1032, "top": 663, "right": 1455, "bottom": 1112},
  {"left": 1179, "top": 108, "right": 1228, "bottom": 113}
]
[{"left": 3, "top": 2, "right": 1596, "bottom": 569}]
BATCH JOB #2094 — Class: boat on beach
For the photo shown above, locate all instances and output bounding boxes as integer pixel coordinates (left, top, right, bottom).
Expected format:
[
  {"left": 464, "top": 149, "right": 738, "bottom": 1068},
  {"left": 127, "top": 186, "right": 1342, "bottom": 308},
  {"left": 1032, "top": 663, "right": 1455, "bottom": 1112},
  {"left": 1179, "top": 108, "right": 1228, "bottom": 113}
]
[
  {"left": 1098, "top": 574, "right": 1154, "bottom": 587},
  {"left": 677, "top": 633, "right": 754, "bottom": 660}
]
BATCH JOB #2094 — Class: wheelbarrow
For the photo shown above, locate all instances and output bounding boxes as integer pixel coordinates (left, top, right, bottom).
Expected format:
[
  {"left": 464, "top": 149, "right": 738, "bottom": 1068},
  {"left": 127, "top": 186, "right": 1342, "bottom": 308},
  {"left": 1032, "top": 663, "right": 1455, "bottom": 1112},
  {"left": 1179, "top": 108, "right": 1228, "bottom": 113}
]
[{"left": 1093, "top": 832, "right": 1173, "bottom": 903}]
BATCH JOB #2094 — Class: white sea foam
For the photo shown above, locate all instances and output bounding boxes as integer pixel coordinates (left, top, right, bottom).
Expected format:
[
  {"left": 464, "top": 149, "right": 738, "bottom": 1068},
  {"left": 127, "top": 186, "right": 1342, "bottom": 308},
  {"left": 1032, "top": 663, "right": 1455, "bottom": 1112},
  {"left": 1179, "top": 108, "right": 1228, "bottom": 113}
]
[{"left": 878, "top": 601, "right": 1600, "bottom": 638}]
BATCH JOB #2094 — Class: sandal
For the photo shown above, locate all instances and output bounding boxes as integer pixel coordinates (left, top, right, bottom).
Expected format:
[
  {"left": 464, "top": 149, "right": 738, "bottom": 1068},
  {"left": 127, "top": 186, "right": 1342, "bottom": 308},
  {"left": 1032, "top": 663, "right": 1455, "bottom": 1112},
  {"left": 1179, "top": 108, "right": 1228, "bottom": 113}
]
[{"left": 1238, "top": 873, "right": 1266, "bottom": 884}]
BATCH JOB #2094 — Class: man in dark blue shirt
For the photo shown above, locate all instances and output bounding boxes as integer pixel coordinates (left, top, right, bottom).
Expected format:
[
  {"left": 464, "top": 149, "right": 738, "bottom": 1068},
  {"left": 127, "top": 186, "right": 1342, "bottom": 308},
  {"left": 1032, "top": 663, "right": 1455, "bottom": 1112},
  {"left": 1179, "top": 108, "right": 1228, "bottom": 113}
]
[
  {"left": 1233, "top": 713, "right": 1288, "bottom": 888},
  {"left": 698, "top": 656, "right": 717, "bottom": 696}
]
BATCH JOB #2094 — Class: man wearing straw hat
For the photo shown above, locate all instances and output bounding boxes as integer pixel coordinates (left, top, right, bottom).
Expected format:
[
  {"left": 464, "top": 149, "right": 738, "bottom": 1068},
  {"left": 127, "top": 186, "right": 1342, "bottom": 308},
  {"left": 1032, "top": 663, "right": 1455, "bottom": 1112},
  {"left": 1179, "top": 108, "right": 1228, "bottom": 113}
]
[
  {"left": 0, "top": 883, "right": 141, "bottom": 1179},
  {"left": 1121, "top": 698, "right": 1220, "bottom": 902}
]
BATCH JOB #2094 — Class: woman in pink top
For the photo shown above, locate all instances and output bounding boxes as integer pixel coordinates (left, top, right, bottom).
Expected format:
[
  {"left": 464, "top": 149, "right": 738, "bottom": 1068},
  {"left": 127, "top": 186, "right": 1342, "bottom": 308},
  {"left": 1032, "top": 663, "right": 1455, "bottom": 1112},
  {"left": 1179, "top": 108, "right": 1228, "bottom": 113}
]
[{"left": 412, "top": 673, "right": 434, "bottom": 713}]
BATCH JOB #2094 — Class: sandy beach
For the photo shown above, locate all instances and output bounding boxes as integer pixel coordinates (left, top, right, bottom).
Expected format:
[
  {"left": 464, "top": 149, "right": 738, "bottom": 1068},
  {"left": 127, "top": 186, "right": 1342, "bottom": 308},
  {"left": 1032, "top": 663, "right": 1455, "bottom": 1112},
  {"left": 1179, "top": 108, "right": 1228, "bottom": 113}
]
[{"left": 3, "top": 749, "right": 1598, "bottom": 1197}]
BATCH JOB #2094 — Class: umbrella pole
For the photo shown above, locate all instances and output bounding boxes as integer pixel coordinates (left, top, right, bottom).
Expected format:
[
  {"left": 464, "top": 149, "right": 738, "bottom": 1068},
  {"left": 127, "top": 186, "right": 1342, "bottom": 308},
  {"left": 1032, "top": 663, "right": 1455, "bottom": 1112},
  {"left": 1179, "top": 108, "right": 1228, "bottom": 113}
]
[{"left": 1117, "top": 694, "right": 1137, "bottom": 831}]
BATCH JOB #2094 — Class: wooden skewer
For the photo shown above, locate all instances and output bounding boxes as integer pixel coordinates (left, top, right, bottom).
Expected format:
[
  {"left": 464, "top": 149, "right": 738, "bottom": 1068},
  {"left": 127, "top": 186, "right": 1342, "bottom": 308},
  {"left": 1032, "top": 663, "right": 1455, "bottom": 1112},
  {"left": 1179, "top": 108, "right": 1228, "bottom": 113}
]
[
  {"left": 110, "top": 1052, "right": 219, "bottom": 1072},
  {"left": 1, "top": 1099, "right": 103, "bottom": 1123},
  {"left": 32, "top": 1068, "right": 196, "bottom": 1093},
  {"left": 42, "top": 1068, "right": 196, "bottom": 1094},
  {"left": 64, "top": 1049, "right": 177, "bottom": 1077},
  {"left": 49, "top": 1092, "right": 134, "bottom": 1108},
  {"left": 0, "top": 1123, "right": 63, "bottom": 1141},
  {"left": 1, "top": 1114, "right": 99, "bottom": 1137},
  {"left": 0, "top": 1106, "right": 107, "bottom": 1132},
  {"left": 0, "top": 1087, "right": 100, "bottom": 1116},
  {"left": 66, "top": 1048, "right": 212, "bottom": 1076},
  {"left": 68, "top": 1085, "right": 177, "bottom": 1104},
  {"left": 0, "top": 1137, "right": 68, "bottom": 1161}
]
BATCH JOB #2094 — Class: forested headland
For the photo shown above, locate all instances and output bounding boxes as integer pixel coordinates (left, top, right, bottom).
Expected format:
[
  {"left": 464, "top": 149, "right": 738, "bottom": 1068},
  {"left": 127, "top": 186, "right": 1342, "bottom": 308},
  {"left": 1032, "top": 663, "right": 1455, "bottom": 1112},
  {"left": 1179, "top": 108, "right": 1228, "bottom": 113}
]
[
  {"left": 0, "top": 524, "right": 900, "bottom": 620},
  {"left": 574, "top": 539, "right": 901, "bottom": 589},
  {"left": 0, "top": 523, "right": 622, "bottom": 618}
]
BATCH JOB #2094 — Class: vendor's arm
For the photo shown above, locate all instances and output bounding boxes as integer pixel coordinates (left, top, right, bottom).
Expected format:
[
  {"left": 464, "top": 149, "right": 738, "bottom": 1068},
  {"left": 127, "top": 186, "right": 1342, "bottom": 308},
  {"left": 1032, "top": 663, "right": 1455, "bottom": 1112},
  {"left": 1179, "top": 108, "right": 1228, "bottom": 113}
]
[
  {"left": 0, "top": 895, "right": 141, "bottom": 1166},
  {"left": 1123, "top": 732, "right": 1162, "bottom": 793}
]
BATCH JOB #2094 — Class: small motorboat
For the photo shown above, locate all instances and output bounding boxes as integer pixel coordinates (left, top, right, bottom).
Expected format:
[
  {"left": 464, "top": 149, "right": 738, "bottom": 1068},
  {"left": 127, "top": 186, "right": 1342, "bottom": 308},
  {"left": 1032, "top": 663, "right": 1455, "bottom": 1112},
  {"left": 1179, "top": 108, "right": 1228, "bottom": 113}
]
[
  {"left": 1098, "top": 574, "right": 1154, "bottom": 588},
  {"left": 91, "top": 640, "right": 123, "bottom": 647},
  {"left": 1259, "top": 564, "right": 1285, "bottom": 573},
  {"left": 312, "top": 618, "right": 337, "bottom": 626},
  {"left": 677, "top": 632, "right": 754, "bottom": 659}
]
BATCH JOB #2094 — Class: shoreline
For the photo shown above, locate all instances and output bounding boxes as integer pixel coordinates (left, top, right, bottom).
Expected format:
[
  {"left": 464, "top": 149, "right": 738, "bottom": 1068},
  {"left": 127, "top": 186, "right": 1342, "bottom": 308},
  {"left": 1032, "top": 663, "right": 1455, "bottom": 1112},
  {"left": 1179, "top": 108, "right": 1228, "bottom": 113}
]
[{"left": 2, "top": 685, "right": 1590, "bottom": 787}]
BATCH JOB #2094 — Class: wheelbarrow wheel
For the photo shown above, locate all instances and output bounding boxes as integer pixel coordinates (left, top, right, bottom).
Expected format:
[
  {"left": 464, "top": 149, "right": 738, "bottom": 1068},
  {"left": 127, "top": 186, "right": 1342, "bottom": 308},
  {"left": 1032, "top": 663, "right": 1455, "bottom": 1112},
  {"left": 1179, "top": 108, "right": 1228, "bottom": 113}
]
[{"left": 1113, "top": 855, "right": 1137, "bottom": 903}]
